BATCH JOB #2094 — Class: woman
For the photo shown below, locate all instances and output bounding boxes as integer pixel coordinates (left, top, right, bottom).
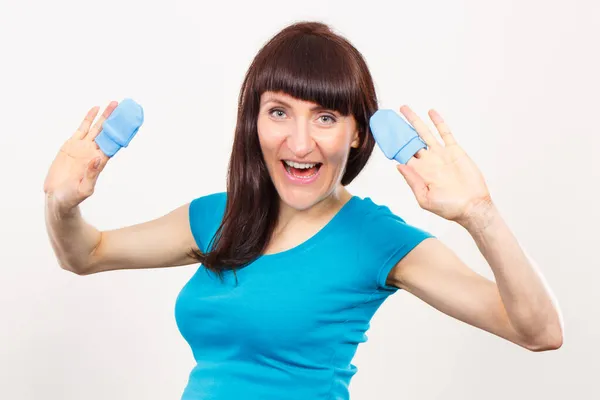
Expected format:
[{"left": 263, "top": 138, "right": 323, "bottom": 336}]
[{"left": 44, "top": 21, "right": 563, "bottom": 400}]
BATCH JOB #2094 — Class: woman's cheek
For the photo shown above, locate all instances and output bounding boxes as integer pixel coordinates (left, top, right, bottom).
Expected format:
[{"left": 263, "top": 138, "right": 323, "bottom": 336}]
[
  {"left": 258, "top": 124, "right": 287, "bottom": 151},
  {"left": 324, "top": 140, "right": 354, "bottom": 163}
]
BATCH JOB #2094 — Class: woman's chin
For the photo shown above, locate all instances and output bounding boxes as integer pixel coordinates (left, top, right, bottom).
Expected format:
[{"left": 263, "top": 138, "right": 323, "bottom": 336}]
[{"left": 276, "top": 186, "right": 325, "bottom": 211}]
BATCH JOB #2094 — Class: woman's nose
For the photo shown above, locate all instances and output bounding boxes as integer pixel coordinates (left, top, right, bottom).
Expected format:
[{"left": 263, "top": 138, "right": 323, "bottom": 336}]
[{"left": 286, "top": 122, "right": 314, "bottom": 158}]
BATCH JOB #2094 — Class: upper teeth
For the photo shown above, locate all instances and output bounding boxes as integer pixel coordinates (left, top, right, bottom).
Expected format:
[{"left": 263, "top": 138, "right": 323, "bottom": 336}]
[{"left": 284, "top": 160, "right": 318, "bottom": 169}]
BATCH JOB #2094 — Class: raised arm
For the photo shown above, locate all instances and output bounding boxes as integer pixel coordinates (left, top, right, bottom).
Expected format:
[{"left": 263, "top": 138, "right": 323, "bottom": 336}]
[
  {"left": 385, "top": 105, "right": 562, "bottom": 351},
  {"left": 44, "top": 102, "right": 201, "bottom": 275}
]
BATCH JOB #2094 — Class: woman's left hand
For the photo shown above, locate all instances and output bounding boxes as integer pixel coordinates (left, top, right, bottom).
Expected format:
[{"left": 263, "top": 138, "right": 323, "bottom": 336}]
[{"left": 395, "top": 105, "right": 492, "bottom": 225}]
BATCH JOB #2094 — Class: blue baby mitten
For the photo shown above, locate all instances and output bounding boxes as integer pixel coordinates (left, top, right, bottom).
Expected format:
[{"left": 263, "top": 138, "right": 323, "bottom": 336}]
[
  {"left": 95, "top": 98, "right": 144, "bottom": 157},
  {"left": 369, "top": 109, "right": 427, "bottom": 164}
]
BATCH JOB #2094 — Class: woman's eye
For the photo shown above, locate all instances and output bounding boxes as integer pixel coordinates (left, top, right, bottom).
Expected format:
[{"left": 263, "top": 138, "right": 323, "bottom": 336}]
[
  {"left": 319, "top": 115, "right": 337, "bottom": 124},
  {"left": 270, "top": 109, "right": 286, "bottom": 118}
]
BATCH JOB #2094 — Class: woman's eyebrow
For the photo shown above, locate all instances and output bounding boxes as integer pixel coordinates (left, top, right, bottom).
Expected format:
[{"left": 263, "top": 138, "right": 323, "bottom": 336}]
[
  {"left": 263, "top": 98, "right": 337, "bottom": 113},
  {"left": 264, "top": 98, "right": 292, "bottom": 108}
]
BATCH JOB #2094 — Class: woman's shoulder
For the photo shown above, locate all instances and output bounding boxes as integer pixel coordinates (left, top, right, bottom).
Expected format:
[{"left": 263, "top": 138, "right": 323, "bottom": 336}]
[
  {"left": 190, "top": 191, "right": 227, "bottom": 210},
  {"left": 349, "top": 194, "right": 433, "bottom": 238},
  {"left": 189, "top": 191, "right": 227, "bottom": 224},
  {"left": 192, "top": 191, "right": 227, "bottom": 203},
  {"left": 188, "top": 192, "right": 227, "bottom": 253},
  {"left": 350, "top": 195, "right": 407, "bottom": 223}
]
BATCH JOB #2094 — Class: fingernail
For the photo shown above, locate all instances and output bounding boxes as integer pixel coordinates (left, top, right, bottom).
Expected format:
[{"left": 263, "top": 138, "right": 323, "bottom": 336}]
[{"left": 93, "top": 158, "right": 101, "bottom": 169}]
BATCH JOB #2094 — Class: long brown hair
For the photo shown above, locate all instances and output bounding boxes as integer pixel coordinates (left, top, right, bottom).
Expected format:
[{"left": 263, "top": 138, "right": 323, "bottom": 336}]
[{"left": 190, "top": 21, "right": 379, "bottom": 279}]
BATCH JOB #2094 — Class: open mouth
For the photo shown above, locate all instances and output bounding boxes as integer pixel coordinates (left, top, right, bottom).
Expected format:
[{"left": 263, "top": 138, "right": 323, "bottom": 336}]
[{"left": 281, "top": 160, "right": 323, "bottom": 179}]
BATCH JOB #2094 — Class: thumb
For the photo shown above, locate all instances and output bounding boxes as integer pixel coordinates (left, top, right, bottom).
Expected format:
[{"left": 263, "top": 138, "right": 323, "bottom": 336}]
[{"left": 396, "top": 163, "right": 428, "bottom": 202}]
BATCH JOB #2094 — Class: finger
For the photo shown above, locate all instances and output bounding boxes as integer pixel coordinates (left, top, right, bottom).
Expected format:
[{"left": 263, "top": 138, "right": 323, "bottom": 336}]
[
  {"left": 414, "top": 148, "right": 428, "bottom": 159},
  {"left": 96, "top": 151, "right": 110, "bottom": 172},
  {"left": 79, "top": 157, "right": 102, "bottom": 198},
  {"left": 85, "top": 101, "right": 119, "bottom": 141},
  {"left": 399, "top": 105, "right": 440, "bottom": 149},
  {"left": 73, "top": 106, "right": 100, "bottom": 140},
  {"left": 428, "top": 109, "right": 456, "bottom": 147},
  {"left": 405, "top": 156, "right": 435, "bottom": 185},
  {"left": 396, "top": 163, "right": 428, "bottom": 203},
  {"left": 406, "top": 153, "right": 425, "bottom": 168}
]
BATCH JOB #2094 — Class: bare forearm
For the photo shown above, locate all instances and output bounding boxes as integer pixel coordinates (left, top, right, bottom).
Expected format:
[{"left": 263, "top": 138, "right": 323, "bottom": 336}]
[
  {"left": 44, "top": 193, "right": 102, "bottom": 274},
  {"left": 459, "top": 201, "right": 563, "bottom": 348}
]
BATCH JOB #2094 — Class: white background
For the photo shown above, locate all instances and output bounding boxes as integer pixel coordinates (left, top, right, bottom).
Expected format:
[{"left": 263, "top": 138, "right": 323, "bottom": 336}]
[{"left": 1, "top": 0, "right": 598, "bottom": 399}]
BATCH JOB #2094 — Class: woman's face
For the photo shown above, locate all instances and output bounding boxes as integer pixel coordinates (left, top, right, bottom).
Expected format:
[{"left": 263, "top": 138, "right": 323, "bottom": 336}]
[{"left": 257, "top": 91, "right": 360, "bottom": 211}]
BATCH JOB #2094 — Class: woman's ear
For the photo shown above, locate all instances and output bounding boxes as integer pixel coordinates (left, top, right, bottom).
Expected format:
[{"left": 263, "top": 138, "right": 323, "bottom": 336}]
[{"left": 350, "top": 130, "right": 360, "bottom": 148}]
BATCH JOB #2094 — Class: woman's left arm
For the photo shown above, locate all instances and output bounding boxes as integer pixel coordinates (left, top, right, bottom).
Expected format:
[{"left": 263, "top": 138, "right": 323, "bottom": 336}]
[{"left": 386, "top": 106, "right": 563, "bottom": 352}]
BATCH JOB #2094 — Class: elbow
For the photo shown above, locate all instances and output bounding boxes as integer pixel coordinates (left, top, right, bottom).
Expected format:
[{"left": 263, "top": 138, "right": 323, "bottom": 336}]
[
  {"left": 58, "top": 256, "right": 95, "bottom": 276},
  {"left": 524, "top": 326, "right": 564, "bottom": 352},
  {"left": 59, "top": 261, "right": 90, "bottom": 276},
  {"left": 526, "top": 338, "right": 563, "bottom": 352},
  {"left": 58, "top": 235, "right": 103, "bottom": 276}
]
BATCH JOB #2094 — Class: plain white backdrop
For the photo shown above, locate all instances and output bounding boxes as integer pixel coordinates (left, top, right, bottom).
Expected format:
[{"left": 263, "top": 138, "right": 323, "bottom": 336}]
[{"left": 1, "top": 0, "right": 598, "bottom": 399}]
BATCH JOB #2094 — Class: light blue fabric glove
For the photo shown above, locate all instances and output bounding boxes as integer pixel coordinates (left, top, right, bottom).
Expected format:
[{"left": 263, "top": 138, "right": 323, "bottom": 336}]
[
  {"left": 95, "top": 98, "right": 144, "bottom": 157},
  {"left": 369, "top": 109, "right": 427, "bottom": 164}
]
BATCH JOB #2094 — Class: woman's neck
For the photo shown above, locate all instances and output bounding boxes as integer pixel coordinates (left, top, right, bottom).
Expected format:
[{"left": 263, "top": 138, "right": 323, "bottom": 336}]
[{"left": 276, "top": 186, "right": 353, "bottom": 232}]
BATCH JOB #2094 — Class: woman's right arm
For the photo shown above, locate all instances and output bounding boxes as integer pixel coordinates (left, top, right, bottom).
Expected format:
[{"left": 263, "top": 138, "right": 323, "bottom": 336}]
[
  {"left": 45, "top": 195, "right": 198, "bottom": 275},
  {"left": 44, "top": 102, "right": 200, "bottom": 275}
]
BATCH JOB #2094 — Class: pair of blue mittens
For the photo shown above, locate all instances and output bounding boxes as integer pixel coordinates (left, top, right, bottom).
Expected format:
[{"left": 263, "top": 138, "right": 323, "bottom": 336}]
[
  {"left": 94, "top": 98, "right": 144, "bottom": 157},
  {"left": 95, "top": 99, "right": 424, "bottom": 165}
]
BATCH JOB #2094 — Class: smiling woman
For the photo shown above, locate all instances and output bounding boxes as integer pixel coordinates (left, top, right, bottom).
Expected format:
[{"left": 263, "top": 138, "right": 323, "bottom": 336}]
[
  {"left": 190, "top": 21, "right": 378, "bottom": 274},
  {"left": 172, "top": 21, "right": 436, "bottom": 399},
  {"left": 44, "top": 17, "right": 562, "bottom": 400}
]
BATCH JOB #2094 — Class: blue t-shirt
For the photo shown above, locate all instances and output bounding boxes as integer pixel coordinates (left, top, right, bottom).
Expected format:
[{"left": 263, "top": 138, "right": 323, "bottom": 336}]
[{"left": 174, "top": 192, "right": 434, "bottom": 399}]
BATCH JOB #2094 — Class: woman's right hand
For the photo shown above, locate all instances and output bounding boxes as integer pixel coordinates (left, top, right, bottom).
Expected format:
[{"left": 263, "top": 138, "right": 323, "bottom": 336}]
[{"left": 44, "top": 101, "right": 119, "bottom": 214}]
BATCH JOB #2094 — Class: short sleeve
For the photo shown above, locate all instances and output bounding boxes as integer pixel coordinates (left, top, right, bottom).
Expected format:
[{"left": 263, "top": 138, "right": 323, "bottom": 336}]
[
  {"left": 188, "top": 192, "right": 227, "bottom": 253},
  {"left": 358, "top": 205, "right": 435, "bottom": 291}
]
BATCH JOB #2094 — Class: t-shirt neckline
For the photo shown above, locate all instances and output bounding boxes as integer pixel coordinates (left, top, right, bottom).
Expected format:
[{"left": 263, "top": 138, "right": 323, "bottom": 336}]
[{"left": 258, "top": 195, "right": 358, "bottom": 261}]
